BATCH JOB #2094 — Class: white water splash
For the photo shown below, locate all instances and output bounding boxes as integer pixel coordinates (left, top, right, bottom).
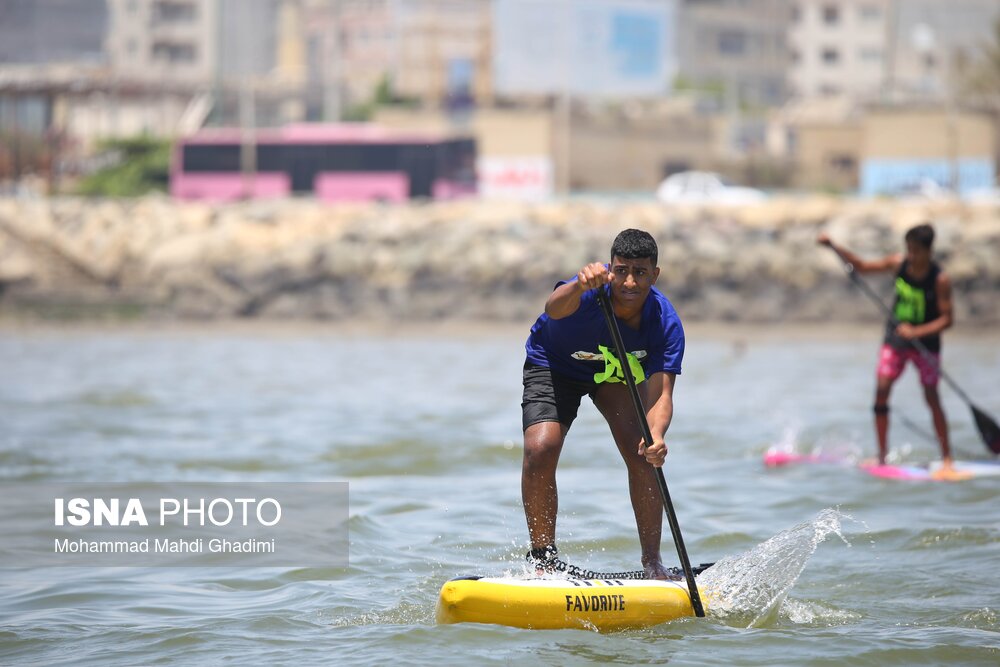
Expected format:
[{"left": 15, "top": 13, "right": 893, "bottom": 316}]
[{"left": 698, "top": 508, "right": 851, "bottom": 628}]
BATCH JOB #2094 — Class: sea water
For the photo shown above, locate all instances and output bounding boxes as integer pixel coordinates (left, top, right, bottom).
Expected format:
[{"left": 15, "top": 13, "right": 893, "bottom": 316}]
[{"left": 1, "top": 323, "right": 998, "bottom": 666}]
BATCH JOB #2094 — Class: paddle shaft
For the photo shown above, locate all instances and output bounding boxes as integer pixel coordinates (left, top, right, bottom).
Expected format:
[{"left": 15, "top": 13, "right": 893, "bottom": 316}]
[{"left": 595, "top": 286, "right": 705, "bottom": 618}]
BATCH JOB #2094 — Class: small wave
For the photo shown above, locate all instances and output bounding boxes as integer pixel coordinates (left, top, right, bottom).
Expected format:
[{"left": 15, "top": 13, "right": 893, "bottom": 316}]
[
  {"left": 328, "top": 599, "right": 435, "bottom": 628},
  {"left": 905, "top": 527, "right": 998, "bottom": 550},
  {"left": 781, "top": 598, "right": 861, "bottom": 626},
  {"left": 175, "top": 458, "right": 297, "bottom": 473},
  {"left": 698, "top": 508, "right": 851, "bottom": 628},
  {"left": 698, "top": 531, "right": 760, "bottom": 550},
  {"left": 317, "top": 438, "right": 521, "bottom": 477},
  {"left": 960, "top": 607, "right": 999, "bottom": 631},
  {"left": 73, "top": 390, "right": 157, "bottom": 408}
]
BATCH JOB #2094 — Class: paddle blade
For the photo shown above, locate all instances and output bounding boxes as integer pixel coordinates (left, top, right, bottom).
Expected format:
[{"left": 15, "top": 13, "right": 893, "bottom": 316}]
[{"left": 971, "top": 404, "right": 1000, "bottom": 455}]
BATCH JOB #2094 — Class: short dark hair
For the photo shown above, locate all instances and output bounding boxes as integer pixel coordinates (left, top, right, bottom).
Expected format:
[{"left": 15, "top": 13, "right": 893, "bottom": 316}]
[
  {"left": 905, "top": 224, "right": 935, "bottom": 249},
  {"left": 611, "top": 229, "right": 658, "bottom": 266}
]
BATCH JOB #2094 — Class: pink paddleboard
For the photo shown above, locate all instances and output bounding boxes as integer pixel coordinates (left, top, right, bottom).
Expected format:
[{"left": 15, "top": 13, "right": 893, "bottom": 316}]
[{"left": 764, "top": 450, "right": 998, "bottom": 482}]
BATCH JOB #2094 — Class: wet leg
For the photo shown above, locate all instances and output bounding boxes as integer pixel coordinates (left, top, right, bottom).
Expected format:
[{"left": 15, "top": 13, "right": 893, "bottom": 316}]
[
  {"left": 923, "top": 384, "right": 951, "bottom": 463},
  {"left": 874, "top": 375, "right": 894, "bottom": 464},
  {"left": 521, "top": 421, "right": 568, "bottom": 551}
]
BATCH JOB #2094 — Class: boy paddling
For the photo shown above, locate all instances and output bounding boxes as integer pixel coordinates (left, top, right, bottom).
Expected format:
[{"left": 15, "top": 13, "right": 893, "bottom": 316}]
[
  {"left": 818, "top": 224, "right": 958, "bottom": 476},
  {"left": 520, "top": 229, "right": 684, "bottom": 579}
]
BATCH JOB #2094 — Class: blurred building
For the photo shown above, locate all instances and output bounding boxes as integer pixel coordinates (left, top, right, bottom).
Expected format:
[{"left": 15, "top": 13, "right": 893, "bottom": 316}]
[
  {"left": 888, "top": 0, "right": 1000, "bottom": 101},
  {"left": 860, "top": 107, "right": 996, "bottom": 196},
  {"left": 788, "top": 0, "right": 887, "bottom": 99},
  {"left": 107, "top": 0, "right": 296, "bottom": 125},
  {"left": 2, "top": 0, "right": 998, "bottom": 196},
  {"left": 772, "top": 100, "right": 997, "bottom": 194},
  {"left": 306, "top": 0, "right": 491, "bottom": 113},
  {"left": 769, "top": 97, "right": 863, "bottom": 191},
  {"left": 0, "top": 0, "right": 107, "bottom": 64},
  {"left": 677, "top": 0, "right": 792, "bottom": 108},
  {"left": 395, "top": 0, "right": 492, "bottom": 108},
  {"left": 106, "top": 0, "right": 218, "bottom": 86},
  {"left": 788, "top": 0, "right": 1000, "bottom": 101}
]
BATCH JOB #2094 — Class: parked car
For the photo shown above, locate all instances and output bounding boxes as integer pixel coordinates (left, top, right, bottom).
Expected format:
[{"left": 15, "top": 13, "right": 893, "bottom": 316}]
[
  {"left": 656, "top": 171, "right": 767, "bottom": 205},
  {"left": 893, "top": 177, "right": 954, "bottom": 202},
  {"left": 965, "top": 186, "right": 1000, "bottom": 205}
]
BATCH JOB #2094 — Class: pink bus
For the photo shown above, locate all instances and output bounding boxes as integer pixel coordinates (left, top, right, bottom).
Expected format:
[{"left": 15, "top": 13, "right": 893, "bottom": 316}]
[{"left": 171, "top": 123, "right": 477, "bottom": 202}]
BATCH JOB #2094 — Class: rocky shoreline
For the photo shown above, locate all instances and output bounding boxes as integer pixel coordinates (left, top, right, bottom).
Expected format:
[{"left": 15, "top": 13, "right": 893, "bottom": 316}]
[{"left": 0, "top": 195, "right": 997, "bottom": 325}]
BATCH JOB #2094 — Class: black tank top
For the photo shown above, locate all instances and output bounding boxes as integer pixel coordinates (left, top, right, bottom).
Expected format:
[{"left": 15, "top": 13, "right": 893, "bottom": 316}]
[{"left": 884, "top": 259, "right": 941, "bottom": 352}]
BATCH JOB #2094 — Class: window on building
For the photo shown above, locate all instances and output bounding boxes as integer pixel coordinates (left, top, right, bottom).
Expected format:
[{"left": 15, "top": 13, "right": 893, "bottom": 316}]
[
  {"left": 791, "top": 5, "right": 800, "bottom": 23},
  {"left": 790, "top": 49, "right": 800, "bottom": 64},
  {"left": 819, "top": 83, "right": 841, "bottom": 96},
  {"left": 859, "top": 47, "right": 882, "bottom": 63},
  {"left": 859, "top": 4, "right": 882, "bottom": 21},
  {"left": 154, "top": 1, "right": 197, "bottom": 24},
  {"left": 822, "top": 5, "right": 839, "bottom": 24},
  {"left": 829, "top": 154, "right": 856, "bottom": 173},
  {"left": 718, "top": 30, "right": 746, "bottom": 55},
  {"left": 153, "top": 42, "right": 196, "bottom": 63},
  {"left": 821, "top": 47, "right": 839, "bottom": 64}
]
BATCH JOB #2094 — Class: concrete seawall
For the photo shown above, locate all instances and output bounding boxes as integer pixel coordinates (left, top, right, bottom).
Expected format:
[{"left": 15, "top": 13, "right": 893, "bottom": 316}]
[{"left": 1, "top": 195, "right": 997, "bottom": 325}]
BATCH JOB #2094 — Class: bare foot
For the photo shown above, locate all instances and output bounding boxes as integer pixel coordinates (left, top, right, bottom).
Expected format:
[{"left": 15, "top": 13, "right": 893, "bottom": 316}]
[
  {"left": 643, "top": 562, "right": 681, "bottom": 581},
  {"left": 930, "top": 462, "right": 972, "bottom": 482}
]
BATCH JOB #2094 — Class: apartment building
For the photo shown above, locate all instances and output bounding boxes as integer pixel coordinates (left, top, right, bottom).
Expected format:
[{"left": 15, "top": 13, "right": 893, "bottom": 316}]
[
  {"left": 0, "top": 0, "right": 107, "bottom": 65},
  {"left": 788, "top": 0, "right": 1000, "bottom": 101},
  {"left": 106, "top": 0, "right": 218, "bottom": 86},
  {"left": 330, "top": 1, "right": 820, "bottom": 111},
  {"left": 317, "top": 0, "right": 491, "bottom": 110},
  {"left": 304, "top": 0, "right": 395, "bottom": 113},
  {"left": 888, "top": 0, "right": 1000, "bottom": 100},
  {"left": 678, "top": 0, "right": 792, "bottom": 107},
  {"left": 788, "top": 0, "right": 887, "bottom": 99}
]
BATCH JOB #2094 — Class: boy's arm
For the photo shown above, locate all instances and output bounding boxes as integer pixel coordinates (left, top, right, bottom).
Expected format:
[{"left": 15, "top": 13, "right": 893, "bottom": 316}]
[
  {"left": 545, "top": 262, "right": 611, "bottom": 320},
  {"left": 817, "top": 233, "right": 901, "bottom": 274},
  {"left": 639, "top": 371, "right": 675, "bottom": 467}
]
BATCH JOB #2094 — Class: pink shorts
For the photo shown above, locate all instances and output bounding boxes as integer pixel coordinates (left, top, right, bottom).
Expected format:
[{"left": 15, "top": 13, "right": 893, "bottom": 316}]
[{"left": 876, "top": 344, "right": 940, "bottom": 386}]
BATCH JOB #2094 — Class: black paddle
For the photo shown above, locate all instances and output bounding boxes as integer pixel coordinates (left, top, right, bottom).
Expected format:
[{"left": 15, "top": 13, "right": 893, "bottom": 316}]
[
  {"left": 827, "top": 245, "right": 1000, "bottom": 455},
  {"left": 595, "top": 285, "right": 706, "bottom": 617}
]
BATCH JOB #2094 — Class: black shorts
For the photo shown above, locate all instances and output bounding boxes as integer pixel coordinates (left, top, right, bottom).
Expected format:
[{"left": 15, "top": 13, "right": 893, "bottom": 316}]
[{"left": 521, "top": 362, "right": 600, "bottom": 432}]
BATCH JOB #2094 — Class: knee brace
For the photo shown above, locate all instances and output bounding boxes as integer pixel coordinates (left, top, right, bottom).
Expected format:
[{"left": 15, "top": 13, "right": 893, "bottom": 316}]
[{"left": 873, "top": 404, "right": 889, "bottom": 415}]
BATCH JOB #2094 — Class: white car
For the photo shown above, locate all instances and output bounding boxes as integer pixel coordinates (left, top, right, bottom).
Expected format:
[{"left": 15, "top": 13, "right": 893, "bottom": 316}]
[
  {"left": 656, "top": 171, "right": 767, "bottom": 205},
  {"left": 965, "top": 187, "right": 1000, "bottom": 205}
]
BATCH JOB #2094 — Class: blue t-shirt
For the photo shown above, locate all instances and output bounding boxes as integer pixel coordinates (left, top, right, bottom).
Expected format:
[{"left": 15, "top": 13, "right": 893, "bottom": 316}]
[{"left": 525, "top": 280, "right": 685, "bottom": 384}]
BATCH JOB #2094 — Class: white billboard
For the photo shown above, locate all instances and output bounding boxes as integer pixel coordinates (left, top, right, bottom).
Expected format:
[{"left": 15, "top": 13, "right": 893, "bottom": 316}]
[
  {"left": 493, "top": 0, "right": 676, "bottom": 98},
  {"left": 477, "top": 155, "right": 554, "bottom": 201}
]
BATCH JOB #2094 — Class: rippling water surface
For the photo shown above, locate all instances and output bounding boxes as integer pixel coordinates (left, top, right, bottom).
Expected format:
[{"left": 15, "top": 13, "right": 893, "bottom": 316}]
[{"left": 1, "top": 324, "right": 998, "bottom": 666}]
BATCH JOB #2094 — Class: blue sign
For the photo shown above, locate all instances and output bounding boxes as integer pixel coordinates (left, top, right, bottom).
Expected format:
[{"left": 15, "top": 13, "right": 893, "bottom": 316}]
[
  {"left": 861, "top": 158, "right": 995, "bottom": 196},
  {"left": 493, "top": 0, "right": 676, "bottom": 97},
  {"left": 611, "top": 10, "right": 660, "bottom": 78}
]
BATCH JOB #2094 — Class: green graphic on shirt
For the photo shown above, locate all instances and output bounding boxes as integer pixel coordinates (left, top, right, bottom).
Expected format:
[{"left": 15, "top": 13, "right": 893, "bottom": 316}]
[
  {"left": 893, "top": 278, "right": 926, "bottom": 323},
  {"left": 593, "top": 345, "right": 646, "bottom": 385}
]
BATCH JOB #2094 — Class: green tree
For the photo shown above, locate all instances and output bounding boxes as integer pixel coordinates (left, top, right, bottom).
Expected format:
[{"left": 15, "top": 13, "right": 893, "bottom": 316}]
[{"left": 75, "top": 136, "right": 171, "bottom": 197}]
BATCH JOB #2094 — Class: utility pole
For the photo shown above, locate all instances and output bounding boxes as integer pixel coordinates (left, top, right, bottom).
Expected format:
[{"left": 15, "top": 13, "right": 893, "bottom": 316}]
[
  {"left": 212, "top": 0, "right": 225, "bottom": 125},
  {"left": 239, "top": 1, "right": 257, "bottom": 198},
  {"left": 883, "top": 0, "right": 898, "bottom": 103},
  {"left": 326, "top": 0, "right": 342, "bottom": 121}
]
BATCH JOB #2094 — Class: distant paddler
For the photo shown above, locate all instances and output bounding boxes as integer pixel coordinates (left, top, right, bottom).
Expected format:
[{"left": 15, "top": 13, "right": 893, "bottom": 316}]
[
  {"left": 520, "top": 229, "right": 685, "bottom": 579},
  {"left": 818, "top": 224, "right": 957, "bottom": 475}
]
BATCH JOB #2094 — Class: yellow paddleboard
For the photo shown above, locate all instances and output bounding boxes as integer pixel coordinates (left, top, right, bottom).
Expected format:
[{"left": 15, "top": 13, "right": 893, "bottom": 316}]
[{"left": 436, "top": 576, "right": 703, "bottom": 632}]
